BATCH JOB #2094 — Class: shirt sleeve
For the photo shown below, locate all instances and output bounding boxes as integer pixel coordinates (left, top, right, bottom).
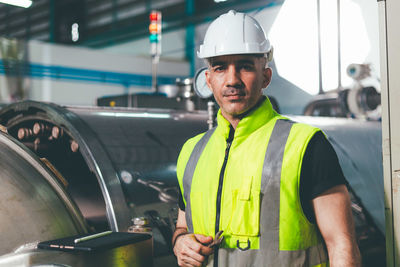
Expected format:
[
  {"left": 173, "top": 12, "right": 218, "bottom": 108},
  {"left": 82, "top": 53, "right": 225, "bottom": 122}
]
[{"left": 300, "top": 131, "right": 348, "bottom": 223}]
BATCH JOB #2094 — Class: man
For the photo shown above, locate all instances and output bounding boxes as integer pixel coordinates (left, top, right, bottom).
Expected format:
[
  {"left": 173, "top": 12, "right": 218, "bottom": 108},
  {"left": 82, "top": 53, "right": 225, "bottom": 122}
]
[{"left": 172, "top": 10, "right": 361, "bottom": 267}]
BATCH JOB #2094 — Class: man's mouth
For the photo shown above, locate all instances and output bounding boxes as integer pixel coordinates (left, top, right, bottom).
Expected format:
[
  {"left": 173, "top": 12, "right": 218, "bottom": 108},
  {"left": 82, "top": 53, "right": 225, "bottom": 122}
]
[{"left": 222, "top": 88, "right": 245, "bottom": 98}]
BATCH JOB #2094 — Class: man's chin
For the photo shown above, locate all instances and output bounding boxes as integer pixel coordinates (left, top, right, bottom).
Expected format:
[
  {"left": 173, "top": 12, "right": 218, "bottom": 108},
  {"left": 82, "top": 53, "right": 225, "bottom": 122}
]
[
  {"left": 225, "top": 106, "right": 250, "bottom": 118},
  {"left": 224, "top": 101, "right": 262, "bottom": 118}
]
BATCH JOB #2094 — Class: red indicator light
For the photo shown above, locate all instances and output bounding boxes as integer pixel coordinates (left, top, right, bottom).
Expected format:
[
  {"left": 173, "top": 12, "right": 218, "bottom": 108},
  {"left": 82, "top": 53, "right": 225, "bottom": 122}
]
[{"left": 150, "top": 12, "right": 158, "bottom": 21}]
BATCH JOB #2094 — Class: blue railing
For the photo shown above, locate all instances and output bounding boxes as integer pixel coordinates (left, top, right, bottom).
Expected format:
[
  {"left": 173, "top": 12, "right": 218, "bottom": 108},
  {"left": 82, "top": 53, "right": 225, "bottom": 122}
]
[{"left": 0, "top": 59, "right": 181, "bottom": 88}]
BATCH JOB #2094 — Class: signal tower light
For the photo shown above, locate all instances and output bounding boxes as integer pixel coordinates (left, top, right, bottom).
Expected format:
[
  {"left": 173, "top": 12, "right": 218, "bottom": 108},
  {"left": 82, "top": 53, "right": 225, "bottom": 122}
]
[{"left": 149, "top": 10, "right": 162, "bottom": 56}]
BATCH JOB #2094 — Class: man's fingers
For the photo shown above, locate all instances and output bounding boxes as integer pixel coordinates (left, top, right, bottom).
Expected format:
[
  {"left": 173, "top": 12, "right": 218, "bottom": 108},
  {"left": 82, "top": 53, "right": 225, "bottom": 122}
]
[
  {"left": 200, "top": 245, "right": 214, "bottom": 256},
  {"left": 181, "top": 254, "right": 203, "bottom": 267},
  {"left": 182, "top": 242, "right": 206, "bottom": 262},
  {"left": 177, "top": 257, "right": 196, "bottom": 267},
  {"left": 177, "top": 255, "right": 201, "bottom": 267},
  {"left": 174, "top": 233, "right": 212, "bottom": 266}
]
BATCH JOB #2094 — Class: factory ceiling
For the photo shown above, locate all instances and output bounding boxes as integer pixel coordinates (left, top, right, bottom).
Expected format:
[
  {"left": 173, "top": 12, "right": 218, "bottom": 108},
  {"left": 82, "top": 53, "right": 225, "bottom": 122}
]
[{"left": 0, "top": 0, "right": 282, "bottom": 48}]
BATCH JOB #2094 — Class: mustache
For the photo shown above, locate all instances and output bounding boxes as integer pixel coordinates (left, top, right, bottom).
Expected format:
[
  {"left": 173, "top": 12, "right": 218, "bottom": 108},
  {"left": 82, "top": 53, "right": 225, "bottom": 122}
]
[{"left": 222, "top": 88, "right": 246, "bottom": 97}]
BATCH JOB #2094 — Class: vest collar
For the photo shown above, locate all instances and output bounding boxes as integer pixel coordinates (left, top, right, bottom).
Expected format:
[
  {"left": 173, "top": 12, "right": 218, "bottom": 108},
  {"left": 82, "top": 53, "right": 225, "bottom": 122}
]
[{"left": 216, "top": 96, "right": 277, "bottom": 139}]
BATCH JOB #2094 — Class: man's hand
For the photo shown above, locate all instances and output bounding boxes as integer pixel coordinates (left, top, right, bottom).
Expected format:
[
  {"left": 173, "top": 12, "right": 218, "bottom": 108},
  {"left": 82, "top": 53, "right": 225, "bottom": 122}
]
[
  {"left": 173, "top": 209, "right": 214, "bottom": 267},
  {"left": 173, "top": 233, "right": 214, "bottom": 267}
]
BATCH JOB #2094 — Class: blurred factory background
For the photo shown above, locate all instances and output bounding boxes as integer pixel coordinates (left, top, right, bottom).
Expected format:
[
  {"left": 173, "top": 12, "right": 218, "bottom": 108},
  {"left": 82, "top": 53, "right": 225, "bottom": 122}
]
[
  {"left": 0, "top": 0, "right": 380, "bottom": 115},
  {"left": 0, "top": 0, "right": 398, "bottom": 266}
]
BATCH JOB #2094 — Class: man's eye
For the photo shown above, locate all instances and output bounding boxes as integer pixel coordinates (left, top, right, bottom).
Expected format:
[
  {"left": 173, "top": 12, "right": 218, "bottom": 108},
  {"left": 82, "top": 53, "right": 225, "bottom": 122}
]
[
  {"left": 241, "top": 65, "right": 254, "bottom": 71},
  {"left": 213, "top": 66, "right": 224, "bottom": 72}
]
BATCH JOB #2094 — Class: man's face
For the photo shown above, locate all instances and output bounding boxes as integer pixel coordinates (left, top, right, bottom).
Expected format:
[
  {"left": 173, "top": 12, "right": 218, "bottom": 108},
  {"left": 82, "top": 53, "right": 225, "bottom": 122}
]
[{"left": 205, "top": 55, "right": 271, "bottom": 120}]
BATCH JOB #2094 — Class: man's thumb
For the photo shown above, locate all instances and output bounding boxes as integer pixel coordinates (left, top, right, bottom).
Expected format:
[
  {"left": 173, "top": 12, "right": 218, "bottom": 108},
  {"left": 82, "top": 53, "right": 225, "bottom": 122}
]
[{"left": 194, "top": 234, "right": 213, "bottom": 245}]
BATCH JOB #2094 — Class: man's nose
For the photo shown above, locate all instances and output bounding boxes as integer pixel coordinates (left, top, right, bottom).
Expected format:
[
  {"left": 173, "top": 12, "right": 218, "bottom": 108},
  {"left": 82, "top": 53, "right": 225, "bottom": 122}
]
[{"left": 225, "top": 65, "right": 243, "bottom": 88}]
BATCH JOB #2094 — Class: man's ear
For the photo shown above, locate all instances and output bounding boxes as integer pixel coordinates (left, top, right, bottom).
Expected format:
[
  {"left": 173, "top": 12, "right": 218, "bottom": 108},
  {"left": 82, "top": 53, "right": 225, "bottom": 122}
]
[{"left": 262, "top": 67, "right": 272, "bottom": 88}]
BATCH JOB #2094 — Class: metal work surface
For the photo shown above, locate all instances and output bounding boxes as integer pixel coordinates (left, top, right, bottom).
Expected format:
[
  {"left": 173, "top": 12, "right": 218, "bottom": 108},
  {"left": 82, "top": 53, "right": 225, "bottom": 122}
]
[{"left": 0, "top": 238, "right": 153, "bottom": 267}]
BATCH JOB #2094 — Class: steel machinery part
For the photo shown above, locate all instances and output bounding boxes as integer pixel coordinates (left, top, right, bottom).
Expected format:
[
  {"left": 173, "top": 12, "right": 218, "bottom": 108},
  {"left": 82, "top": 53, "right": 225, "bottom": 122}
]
[
  {"left": 0, "top": 129, "right": 154, "bottom": 266},
  {"left": 193, "top": 67, "right": 212, "bottom": 99},
  {"left": 0, "top": 100, "right": 208, "bottom": 263},
  {"left": 303, "top": 87, "right": 381, "bottom": 120},
  {"left": 0, "top": 130, "right": 88, "bottom": 255}
]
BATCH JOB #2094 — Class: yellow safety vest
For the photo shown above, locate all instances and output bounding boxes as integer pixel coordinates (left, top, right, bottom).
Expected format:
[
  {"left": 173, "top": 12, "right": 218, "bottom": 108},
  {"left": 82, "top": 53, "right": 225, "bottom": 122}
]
[{"left": 177, "top": 98, "right": 328, "bottom": 266}]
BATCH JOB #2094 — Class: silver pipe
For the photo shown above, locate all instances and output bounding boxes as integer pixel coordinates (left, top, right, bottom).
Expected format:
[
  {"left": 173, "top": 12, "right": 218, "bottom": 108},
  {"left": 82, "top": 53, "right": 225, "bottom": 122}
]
[
  {"left": 207, "top": 101, "right": 215, "bottom": 129},
  {"left": 152, "top": 55, "right": 159, "bottom": 93}
]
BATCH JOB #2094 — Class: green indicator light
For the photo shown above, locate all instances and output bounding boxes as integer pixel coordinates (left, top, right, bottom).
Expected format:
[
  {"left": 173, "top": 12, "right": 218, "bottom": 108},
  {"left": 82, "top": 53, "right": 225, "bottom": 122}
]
[{"left": 150, "top": 34, "right": 159, "bottom": 43}]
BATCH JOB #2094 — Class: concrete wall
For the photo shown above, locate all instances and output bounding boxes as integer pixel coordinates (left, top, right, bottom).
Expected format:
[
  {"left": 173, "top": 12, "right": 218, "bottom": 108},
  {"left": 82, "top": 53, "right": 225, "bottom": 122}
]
[{"left": 102, "top": 28, "right": 187, "bottom": 60}]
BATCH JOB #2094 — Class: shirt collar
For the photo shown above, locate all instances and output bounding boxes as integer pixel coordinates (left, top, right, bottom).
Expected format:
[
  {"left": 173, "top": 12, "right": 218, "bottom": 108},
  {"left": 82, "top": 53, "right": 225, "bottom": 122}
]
[{"left": 216, "top": 96, "right": 277, "bottom": 139}]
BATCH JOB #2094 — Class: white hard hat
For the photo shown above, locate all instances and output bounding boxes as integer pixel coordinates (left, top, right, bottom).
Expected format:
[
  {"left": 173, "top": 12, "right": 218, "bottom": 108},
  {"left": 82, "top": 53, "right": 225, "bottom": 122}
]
[{"left": 198, "top": 10, "right": 272, "bottom": 59}]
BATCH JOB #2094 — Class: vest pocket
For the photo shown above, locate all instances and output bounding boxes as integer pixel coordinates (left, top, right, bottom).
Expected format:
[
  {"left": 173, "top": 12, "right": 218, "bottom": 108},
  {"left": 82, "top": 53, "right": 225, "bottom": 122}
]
[{"left": 228, "top": 189, "right": 260, "bottom": 237}]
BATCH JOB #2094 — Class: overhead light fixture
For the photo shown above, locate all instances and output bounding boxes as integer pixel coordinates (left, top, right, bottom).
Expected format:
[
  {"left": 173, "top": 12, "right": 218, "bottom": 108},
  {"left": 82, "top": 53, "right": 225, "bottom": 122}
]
[
  {"left": 214, "top": 0, "right": 228, "bottom": 3},
  {"left": 71, "top": 23, "right": 79, "bottom": 42},
  {"left": 0, "top": 0, "right": 32, "bottom": 8}
]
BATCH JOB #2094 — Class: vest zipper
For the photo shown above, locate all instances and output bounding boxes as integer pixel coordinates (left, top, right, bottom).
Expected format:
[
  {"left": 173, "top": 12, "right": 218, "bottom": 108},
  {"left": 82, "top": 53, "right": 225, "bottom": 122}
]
[{"left": 214, "top": 127, "right": 234, "bottom": 267}]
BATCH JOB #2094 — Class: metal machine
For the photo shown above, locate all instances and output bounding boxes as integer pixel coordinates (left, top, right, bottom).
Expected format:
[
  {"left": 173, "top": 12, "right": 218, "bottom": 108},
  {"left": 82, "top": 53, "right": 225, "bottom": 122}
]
[
  {"left": 0, "top": 126, "right": 153, "bottom": 267},
  {"left": 0, "top": 101, "right": 208, "bottom": 266},
  {"left": 304, "top": 64, "right": 381, "bottom": 120},
  {"left": 0, "top": 99, "right": 385, "bottom": 266}
]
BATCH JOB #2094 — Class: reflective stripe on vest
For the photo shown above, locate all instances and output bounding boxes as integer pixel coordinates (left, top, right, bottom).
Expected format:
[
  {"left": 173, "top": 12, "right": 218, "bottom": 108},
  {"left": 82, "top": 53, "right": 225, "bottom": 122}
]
[
  {"left": 182, "top": 119, "right": 328, "bottom": 266},
  {"left": 183, "top": 127, "right": 216, "bottom": 232}
]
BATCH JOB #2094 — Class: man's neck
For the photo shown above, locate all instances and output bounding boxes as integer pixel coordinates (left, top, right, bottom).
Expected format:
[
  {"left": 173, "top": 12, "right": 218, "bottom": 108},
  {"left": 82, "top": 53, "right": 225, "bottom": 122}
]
[{"left": 226, "top": 117, "right": 241, "bottom": 130}]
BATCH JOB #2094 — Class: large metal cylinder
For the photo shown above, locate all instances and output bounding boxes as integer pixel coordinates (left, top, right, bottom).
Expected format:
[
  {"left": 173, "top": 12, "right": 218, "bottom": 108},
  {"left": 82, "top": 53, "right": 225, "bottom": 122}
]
[{"left": 0, "top": 130, "right": 87, "bottom": 255}]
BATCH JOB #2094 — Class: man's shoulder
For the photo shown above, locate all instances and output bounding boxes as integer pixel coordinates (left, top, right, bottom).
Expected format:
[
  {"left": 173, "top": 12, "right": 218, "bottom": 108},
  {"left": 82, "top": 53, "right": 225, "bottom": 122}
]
[
  {"left": 293, "top": 121, "right": 321, "bottom": 133},
  {"left": 274, "top": 116, "right": 322, "bottom": 135},
  {"left": 272, "top": 117, "right": 324, "bottom": 152}
]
